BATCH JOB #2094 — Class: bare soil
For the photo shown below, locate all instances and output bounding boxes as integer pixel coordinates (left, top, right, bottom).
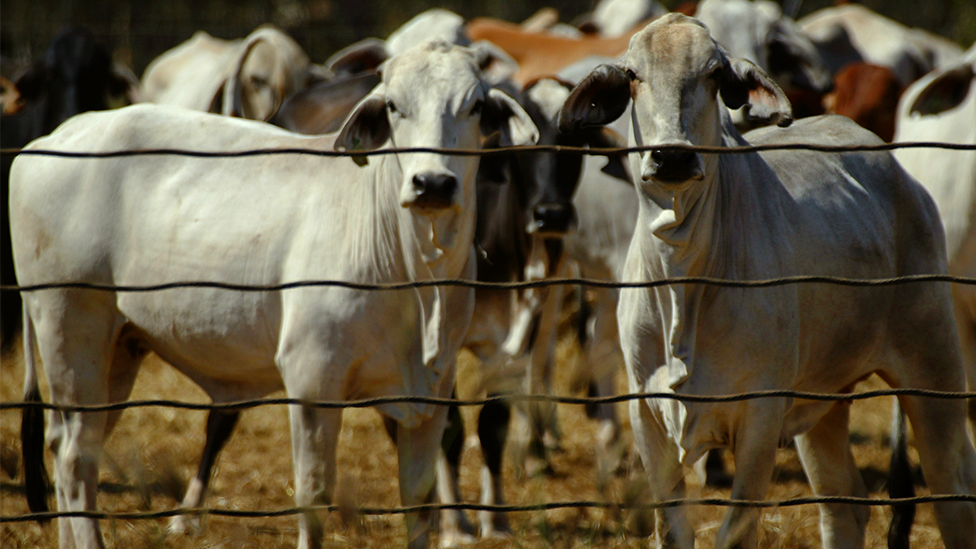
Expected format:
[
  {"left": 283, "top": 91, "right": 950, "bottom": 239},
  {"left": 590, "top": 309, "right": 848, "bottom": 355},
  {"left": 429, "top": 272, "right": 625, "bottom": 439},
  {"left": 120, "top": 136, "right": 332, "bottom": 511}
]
[{"left": 0, "top": 329, "right": 947, "bottom": 548}]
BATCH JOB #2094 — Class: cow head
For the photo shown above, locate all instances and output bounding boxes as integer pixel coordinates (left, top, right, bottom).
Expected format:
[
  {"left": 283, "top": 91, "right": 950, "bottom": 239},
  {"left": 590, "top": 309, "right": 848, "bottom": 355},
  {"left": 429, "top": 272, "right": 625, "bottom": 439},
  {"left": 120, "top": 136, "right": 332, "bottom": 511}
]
[
  {"left": 335, "top": 40, "right": 538, "bottom": 214},
  {"left": 221, "top": 26, "right": 310, "bottom": 121},
  {"left": 559, "top": 13, "right": 791, "bottom": 191},
  {"left": 12, "top": 27, "right": 137, "bottom": 136},
  {"left": 487, "top": 77, "right": 629, "bottom": 237}
]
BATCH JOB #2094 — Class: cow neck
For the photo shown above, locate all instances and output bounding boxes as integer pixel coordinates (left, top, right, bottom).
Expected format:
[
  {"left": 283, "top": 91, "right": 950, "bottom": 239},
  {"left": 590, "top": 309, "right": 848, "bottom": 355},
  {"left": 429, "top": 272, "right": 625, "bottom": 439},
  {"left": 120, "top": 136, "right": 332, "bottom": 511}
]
[
  {"left": 375, "top": 152, "right": 476, "bottom": 376},
  {"left": 633, "top": 112, "right": 737, "bottom": 389}
]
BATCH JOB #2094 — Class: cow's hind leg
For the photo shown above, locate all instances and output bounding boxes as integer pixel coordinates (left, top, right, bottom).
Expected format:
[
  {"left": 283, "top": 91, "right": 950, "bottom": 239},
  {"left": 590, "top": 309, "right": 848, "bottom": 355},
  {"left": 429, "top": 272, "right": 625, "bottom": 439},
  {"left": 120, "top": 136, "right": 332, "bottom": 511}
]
[
  {"left": 31, "top": 293, "right": 123, "bottom": 549},
  {"left": 896, "top": 391, "right": 976, "bottom": 549},
  {"left": 436, "top": 403, "right": 477, "bottom": 548},
  {"left": 476, "top": 396, "right": 512, "bottom": 537},
  {"left": 794, "top": 402, "right": 869, "bottom": 549},
  {"left": 714, "top": 400, "right": 787, "bottom": 549},
  {"left": 169, "top": 410, "right": 240, "bottom": 534},
  {"left": 398, "top": 404, "right": 450, "bottom": 549}
]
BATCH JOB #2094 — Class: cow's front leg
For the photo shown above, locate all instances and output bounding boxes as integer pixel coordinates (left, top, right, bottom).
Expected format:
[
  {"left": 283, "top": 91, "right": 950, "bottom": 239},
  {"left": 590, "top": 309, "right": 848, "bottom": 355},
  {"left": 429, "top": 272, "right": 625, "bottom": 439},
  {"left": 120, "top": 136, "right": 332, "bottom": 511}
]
[
  {"left": 630, "top": 397, "right": 694, "bottom": 549},
  {"left": 287, "top": 404, "right": 342, "bottom": 549},
  {"left": 397, "top": 404, "right": 450, "bottom": 549},
  {"left": 714, "top": 400, "right": 787, "bottom": 549}
]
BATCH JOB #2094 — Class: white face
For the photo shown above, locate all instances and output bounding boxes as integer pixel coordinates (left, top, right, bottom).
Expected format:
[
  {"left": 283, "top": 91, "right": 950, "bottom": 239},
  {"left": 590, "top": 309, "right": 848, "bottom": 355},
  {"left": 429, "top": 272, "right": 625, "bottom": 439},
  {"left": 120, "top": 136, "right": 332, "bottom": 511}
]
[
  {"left": 381, "top": 44, "right": 485, "bottom": 212},
  {"left": 619, "top": 17, "right": 725, "bottom": 189},
  {"left": 336, "top": 40, "right": 538, "bottom": 215}
]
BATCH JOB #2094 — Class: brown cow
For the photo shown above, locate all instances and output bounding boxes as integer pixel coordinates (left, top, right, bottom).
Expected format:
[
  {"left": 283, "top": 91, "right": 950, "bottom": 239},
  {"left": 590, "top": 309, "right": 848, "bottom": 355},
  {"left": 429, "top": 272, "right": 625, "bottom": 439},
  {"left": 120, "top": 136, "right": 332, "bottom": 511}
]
[
  {"left": 465, "top": 17, "right": 641, "bottom": 84},
  {"left": 825, "top": 61, "right": 903, "bottom": 141}
]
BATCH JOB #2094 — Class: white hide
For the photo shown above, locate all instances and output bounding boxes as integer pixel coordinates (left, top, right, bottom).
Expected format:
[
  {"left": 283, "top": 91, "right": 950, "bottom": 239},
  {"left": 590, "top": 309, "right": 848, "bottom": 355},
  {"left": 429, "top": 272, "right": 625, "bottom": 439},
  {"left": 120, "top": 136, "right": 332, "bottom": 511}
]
[
  {"left": 565, "top": 14, "right": 976, "bottom": 549},
  {"left": 800, "top": 4, "right": 963, "bottom": 85},
  {"left": 11, "top": 41, "right": 537, "bottom": 549},
  {"left": 592, "top": 0, "right": 669, "bottom": 37},
  {"left": 893, "top": 44, "right": 976, "bottom": 417}
]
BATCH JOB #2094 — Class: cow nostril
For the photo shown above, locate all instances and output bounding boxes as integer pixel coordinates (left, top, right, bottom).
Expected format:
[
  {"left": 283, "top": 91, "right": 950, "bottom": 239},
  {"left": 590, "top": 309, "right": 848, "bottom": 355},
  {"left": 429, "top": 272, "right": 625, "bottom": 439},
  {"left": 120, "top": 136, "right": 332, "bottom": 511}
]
[
  {"left": 651, "top": 149, "right": 664, "bottom": 163},
  {"left": 533, "top": 203, "right": 575, "bottom": 233},
  {"left": 413, "top": 174, "right": 428, "bottom": 193}
]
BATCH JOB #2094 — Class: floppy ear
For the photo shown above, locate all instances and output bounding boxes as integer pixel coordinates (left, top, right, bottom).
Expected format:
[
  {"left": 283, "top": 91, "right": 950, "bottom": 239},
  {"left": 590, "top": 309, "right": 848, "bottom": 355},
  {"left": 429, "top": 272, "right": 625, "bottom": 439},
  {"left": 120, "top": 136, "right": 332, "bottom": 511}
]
[
  {"left": 909, "top": 64, "right": 974, "bottom": 116},
  {"left": 221, "top": 34, "right": 280, "bottom": 120},
  {"left": 558, "top": 64, "right": 631, "bottom": 133},
  {"left": 585, "top": 126, "right": 631, "bottom": 183},
  {"left": 719, "top": 56, "right": 793, "bottom": 127},
  {"left": 326, "top": 38, "right": 390, "bottom": 76},
  {"left": 334, "top": 89, "right": 391, "bottom": 165},
  {"left": 482, "top": 88, "right": 539, "bottom": 146}
]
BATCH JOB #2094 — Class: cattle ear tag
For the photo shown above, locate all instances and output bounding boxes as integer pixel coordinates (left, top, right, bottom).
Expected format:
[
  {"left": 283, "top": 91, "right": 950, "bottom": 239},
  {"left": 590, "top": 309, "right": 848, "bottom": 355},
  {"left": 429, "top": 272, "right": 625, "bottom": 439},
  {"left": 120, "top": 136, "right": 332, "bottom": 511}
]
[{"left": 349, "top": 137, "right": 369, "bottom": 167}]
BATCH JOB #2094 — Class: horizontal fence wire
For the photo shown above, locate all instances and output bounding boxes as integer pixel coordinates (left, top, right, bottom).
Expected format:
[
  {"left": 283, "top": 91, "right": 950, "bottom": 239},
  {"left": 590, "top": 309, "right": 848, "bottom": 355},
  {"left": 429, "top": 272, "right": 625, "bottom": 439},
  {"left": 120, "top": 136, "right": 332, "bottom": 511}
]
[
  {"left": 1, "top": 388, "right": 974, "bottom": 414},
  {"left": 1, "top": 141, "right": 976, "bottom": 160},
  {"left": 2, "top": 273, "right": 976, "bottom": 294},
  {"left": 5, "top": 495, "right": 976, "bottom": 523},
  {"left": 4, "top": 140, "right": 975, "bottom": 527}
]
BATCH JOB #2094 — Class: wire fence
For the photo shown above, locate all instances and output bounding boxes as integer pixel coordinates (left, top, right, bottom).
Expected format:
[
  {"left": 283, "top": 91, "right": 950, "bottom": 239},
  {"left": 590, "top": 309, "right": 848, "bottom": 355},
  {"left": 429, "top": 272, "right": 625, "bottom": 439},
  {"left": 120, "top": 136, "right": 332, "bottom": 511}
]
[{"left": 3, "top": 139, "right": 976, "bottom": 527}]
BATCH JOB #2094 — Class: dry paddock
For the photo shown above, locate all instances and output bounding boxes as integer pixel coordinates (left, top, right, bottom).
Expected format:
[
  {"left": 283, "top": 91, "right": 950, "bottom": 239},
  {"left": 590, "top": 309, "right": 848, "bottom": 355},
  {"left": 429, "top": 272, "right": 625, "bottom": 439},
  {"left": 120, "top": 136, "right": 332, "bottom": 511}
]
[{"left": 0, "top": 314, "right": 948, "bottom": 549}]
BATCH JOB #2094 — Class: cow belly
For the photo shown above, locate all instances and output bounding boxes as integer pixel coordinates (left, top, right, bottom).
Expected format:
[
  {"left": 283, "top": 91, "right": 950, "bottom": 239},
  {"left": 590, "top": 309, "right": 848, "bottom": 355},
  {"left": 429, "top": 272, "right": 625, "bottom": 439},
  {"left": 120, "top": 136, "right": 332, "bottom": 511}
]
[{"left": 116, "top": 289, "right": 281, "bottom": 395}]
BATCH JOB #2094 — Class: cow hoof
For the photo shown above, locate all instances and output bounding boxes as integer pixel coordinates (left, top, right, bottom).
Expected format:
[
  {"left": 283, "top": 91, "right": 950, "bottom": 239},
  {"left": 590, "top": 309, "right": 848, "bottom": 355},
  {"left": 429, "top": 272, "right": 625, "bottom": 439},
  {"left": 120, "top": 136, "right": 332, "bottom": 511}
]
[
  {"left": 438, "top": 530, "right": 477, "bottom": 548},
  {"left": 168, "top": 515, "right": 202, "bottom": 535},
  {"left": 478, "top": 512, "right": 513, "bottom": 539}
]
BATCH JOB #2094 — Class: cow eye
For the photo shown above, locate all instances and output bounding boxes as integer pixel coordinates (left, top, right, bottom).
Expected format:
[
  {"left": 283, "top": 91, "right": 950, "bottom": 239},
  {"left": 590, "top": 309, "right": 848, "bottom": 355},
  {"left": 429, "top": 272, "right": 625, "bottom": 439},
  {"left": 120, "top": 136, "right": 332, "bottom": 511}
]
[
  {"left": 625, "top": 68, "right": 637, "bottom": 81},
  {"left": 386, "top": 100, "right": 397, "bottom": 114},
  {"left": 470, "top": 99, "right": 483, "bottom": 116}
]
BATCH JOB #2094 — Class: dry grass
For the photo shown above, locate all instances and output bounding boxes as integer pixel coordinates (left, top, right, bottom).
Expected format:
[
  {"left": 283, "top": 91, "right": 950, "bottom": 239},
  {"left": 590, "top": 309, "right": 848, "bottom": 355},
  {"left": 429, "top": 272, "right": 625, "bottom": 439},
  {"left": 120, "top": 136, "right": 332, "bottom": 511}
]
[{"left": 0, "top": 326, "right": 948, "bottom": 548}]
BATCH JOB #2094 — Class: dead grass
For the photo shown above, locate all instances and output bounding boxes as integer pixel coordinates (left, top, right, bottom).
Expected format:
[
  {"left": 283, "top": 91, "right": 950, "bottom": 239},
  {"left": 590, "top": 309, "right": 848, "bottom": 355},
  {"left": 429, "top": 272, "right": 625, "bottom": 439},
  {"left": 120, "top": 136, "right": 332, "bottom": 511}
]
[{"left": 0, "top": 328, "right": 948, "bottom": 548}]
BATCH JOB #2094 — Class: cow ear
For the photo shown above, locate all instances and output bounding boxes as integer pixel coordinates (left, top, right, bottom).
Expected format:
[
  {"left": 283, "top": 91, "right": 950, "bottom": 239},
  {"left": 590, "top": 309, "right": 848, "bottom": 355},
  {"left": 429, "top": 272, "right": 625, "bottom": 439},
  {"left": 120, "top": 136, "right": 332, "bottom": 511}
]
[
  {"left": 469, "top": 40, "right": 519, "bottom": 85},
  {"left": 558, "top": 64, "right": 631, "bottom": 133},
  {"left": 476, "top": 131, "right": 512, "bottom": 185},
  {"left": 221, "top": 34, "right": 279, "bottom": 120},
  {"left": 719, "top": 57, "right": 793, "bottom": 127},
  {"left": 335, "top": 91, "right": 390, "bottom": 165},
  {"left": 326, "top": 38, "right": 390, "bottom": 76},
  {"left": 586, "top": 126, "right": 632, "bottom": 184},
  {"left": 482, "top": 88, "right": 539, "bottom": 146},
  {"left": 909, "top": 64, "right": 974, "bottom": 116}
]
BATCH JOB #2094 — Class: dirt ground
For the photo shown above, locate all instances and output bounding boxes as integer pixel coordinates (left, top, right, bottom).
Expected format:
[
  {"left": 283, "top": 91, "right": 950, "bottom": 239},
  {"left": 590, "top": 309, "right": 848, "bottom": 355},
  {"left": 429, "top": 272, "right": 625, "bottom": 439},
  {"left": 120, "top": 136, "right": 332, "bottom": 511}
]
[{"left": 0, "top": 325, "right": 949, "bottom": 549}]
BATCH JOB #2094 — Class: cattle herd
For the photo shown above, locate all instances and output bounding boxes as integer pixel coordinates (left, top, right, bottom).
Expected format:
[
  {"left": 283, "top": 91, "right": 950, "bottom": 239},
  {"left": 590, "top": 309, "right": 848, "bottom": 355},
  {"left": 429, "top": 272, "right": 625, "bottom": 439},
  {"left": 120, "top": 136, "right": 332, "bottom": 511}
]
[{"left": 1, "top": 1, "right": 975, "bottom": 548}]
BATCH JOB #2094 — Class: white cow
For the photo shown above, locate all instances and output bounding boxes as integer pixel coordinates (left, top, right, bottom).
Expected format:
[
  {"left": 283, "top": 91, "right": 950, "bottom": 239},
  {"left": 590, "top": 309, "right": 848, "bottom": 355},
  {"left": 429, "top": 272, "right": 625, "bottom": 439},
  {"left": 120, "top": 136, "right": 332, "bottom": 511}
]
[
  {"left": 894, "top": 44, "right": 976, "bottom": 425},
  {"left": 141, "top": 25, "right": 311, "bottom": 121},
  {"left": 696, "top": 0, "right": 832, "bottom": 98},
  {"left": 12, "top": 40, "right": 538, "bottom": 549},
  {"left": 559, "top": 13, "right": 976, "bottom": 549},
  {"left": 800, "top": 4, "right": 963, "bottom": 87}
]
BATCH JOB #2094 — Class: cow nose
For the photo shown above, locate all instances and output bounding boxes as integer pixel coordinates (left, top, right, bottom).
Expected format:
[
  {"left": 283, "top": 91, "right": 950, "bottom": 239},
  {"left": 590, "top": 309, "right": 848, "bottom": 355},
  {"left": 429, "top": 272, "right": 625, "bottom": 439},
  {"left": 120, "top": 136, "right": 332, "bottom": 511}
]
[
  {"left": 646, "top": 148, "right": 703, "bottom": 184},
  {"left": 532, "top": 203, "right": 575, "bottom": 235},
  {"left": 412, "top": 173, "right": 457, "bottom": 209}
]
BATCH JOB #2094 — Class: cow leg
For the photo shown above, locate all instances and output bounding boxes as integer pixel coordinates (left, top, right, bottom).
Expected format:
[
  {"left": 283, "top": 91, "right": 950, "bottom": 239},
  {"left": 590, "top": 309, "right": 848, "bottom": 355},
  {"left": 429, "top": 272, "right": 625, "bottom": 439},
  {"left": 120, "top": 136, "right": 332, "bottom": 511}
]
[
  {"left": 169, "top": 410, "right": 240, "bottom": 534},
  {"left": 794, "top": 402, "right": 868, "bottom": 549},
  {"left": 581, "top": 286, "right": 624, "bottom": 478},
  {"left": 436, "top": 404, "right": 477, "bottom": 548},
  {"left": 475, "top": 396, "right": 512, "bottom": 537},
  {"left": 629, "top": 397, "right": 694, "bottom": 549},
  {"left": 31, "top": 294, "right": 121, "bottom": 549},
  {"left": 714, "top": 401, "right": 786, "bottom": 549},
  {"left": 287, "top": 404, "right": 342, "bottom": 549},
  {"left": 397, "top": 404, "right": 450, "bottom": 549},
  {"left": 897, "top": 392, "right": 976, "bottom": 549}
]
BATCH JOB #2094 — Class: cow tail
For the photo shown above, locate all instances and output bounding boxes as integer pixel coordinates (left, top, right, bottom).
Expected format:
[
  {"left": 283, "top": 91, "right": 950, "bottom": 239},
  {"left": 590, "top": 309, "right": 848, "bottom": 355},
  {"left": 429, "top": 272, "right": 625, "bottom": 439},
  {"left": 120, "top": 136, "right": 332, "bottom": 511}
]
[
  {"left": 886, "top": 399, "right": 914, "bottom": 549},
  {"left": 21, "top": 304, "right": 51, "bottom": 516}
]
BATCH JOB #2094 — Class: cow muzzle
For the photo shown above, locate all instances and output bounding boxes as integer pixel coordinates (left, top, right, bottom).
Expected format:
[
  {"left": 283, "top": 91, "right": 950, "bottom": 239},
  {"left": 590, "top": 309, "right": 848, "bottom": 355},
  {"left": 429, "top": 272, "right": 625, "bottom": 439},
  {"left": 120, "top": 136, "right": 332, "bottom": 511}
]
[
  {"left": 405, "top": 173, "right": 458, "bottom": 210},
  {"left": 642, "top": 148, "right": 704, "bottom": 185},
  {"left": 529, "top": 203, "right": 576, "bottom": 236}
]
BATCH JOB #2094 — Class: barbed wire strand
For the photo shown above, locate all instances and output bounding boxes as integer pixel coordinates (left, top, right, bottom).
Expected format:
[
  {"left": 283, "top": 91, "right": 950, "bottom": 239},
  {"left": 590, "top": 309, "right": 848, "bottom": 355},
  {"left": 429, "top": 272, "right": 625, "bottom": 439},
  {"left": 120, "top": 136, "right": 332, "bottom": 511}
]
[
  {"left": 1, "top": 141, "right": 975, "bottom": 160},
  {"left": 4, "top": 495, "right": 976, "bottom": 523},
  {"left": 3, "top": 273, "right": 975, "bottom": 295},
  {"left": 1, "top": 388, "right": 972, "bottom": 414}
]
